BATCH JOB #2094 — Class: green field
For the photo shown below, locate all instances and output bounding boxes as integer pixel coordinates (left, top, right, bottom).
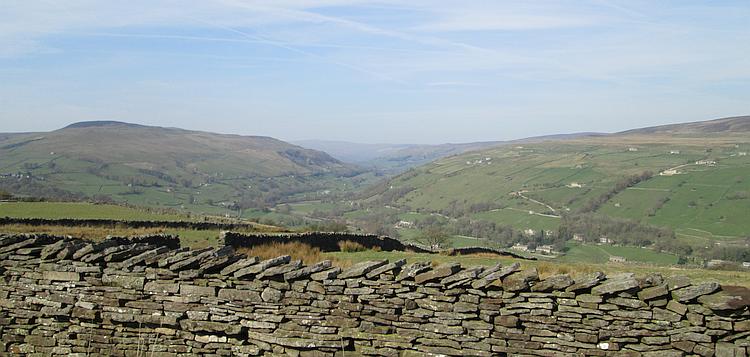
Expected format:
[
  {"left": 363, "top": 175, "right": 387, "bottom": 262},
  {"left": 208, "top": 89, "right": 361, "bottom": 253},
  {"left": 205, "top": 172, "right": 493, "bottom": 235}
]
[
  {"left": 472, "top": 209, "right": 560, "bottom": 231},
  {"left": 0, "top": 202, "right": 189, "bottom": 221},
  {"left": 395, "top": 227, "right": 498, "bottom": 248},
  {"left": 559, "top": 242, "right": 679, "bottom": 265}
]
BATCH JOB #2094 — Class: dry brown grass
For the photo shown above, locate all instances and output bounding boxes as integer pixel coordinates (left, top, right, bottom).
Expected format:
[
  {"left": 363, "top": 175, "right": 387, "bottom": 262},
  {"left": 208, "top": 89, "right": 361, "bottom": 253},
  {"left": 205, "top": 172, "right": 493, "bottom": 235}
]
[
  {"left": 0, "top": 224, "right": 166, "bottom": 240},
  {"left": 533, "top": 261, "right": 596, "bottom": 279},
  {"left": 237, "top": 242, "right": 351, "bottom": 267}
]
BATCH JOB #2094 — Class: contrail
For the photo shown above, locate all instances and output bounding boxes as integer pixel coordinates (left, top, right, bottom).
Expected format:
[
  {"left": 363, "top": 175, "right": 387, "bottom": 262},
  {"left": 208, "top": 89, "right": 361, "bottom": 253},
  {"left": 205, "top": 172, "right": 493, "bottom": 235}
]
[
  {"left": 184, "top": 15, "right": 407, "bottom": 84},
  {"left": 71, "top": 31, "right": 457, "bottom": 55},
  {"left": 222, "top": 0, "right": 496, "bottom": 55}
]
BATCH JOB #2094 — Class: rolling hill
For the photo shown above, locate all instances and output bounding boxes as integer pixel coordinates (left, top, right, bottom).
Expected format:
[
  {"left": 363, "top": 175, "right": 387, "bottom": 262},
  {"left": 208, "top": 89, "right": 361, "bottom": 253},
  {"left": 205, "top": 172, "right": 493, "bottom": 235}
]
[
  {"left": 618, "top": 115, "right": 750, "bottom": 135},
  {"left": 0, "top": 121, "right": 361, "bottom": 215},
  {"left": 294, "top": 133, "right": 602, "bottom": 174},
  {"left": 326, "top": 116, "right": 750, "bottom": 256}
]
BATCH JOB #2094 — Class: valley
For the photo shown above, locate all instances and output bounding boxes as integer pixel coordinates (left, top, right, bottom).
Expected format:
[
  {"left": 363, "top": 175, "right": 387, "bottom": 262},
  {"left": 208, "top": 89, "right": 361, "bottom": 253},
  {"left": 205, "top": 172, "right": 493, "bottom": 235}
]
[{"left": 2, "top": 116, "right": 750, "bottom": 268}]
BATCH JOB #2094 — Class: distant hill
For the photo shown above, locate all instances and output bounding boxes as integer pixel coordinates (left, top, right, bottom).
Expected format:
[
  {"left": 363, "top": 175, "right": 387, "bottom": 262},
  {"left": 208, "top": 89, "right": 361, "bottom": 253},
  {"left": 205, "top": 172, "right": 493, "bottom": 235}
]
[
  {"left": 291, "top": 140, "right": 420, "bottom": 163},
  {"left": 293, "top": 140, "right": 505, "bottom": 173},
  {"left": 618, "top": 116, "right": 750, "bottom": 135},
  {"left": 0, "top": 121, "right": 359, "bottom": 215},
  {"left": 294, "top": 132, "right": 602, "bottom": 174}
]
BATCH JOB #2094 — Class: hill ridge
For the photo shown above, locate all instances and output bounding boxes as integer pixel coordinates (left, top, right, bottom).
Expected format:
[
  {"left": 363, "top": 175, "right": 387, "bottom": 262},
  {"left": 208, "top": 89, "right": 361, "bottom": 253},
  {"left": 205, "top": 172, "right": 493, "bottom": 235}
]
[{"left": 62, "top": 120, "right": 149, "bottom": 129}]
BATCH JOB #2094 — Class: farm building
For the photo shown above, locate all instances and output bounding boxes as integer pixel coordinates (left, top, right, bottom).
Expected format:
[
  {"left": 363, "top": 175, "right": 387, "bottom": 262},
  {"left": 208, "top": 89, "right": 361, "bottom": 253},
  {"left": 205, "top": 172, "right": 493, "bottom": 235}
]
[
  {"left": 660, "top": 169, "right": 680, "bottom": 176},
  {"left": 695, "top": 159, "right": 717, "bottom": 166},
  {"left": 707, "top": 259, "right": 729, "bottom": 268},
  {"left": 567, "top": 182, "right": 584, "bottom": 188},
  {"left": 394, "top": 220, "right": 415, "bottom": 229},
  {"left": 572, "top": 234, "right": 584, "bottom": 242},
  {"left": 609, "top": 256, "right": 627, "bottom": 263},
  {"left": 510, "top": 244, "right": 529, "bottom": 252},
  {"left": 599, "top": 237, "right": 613, "bottom": 244},
  {"left": 536, "top": 245, "right": 555, "bottom": 254}
]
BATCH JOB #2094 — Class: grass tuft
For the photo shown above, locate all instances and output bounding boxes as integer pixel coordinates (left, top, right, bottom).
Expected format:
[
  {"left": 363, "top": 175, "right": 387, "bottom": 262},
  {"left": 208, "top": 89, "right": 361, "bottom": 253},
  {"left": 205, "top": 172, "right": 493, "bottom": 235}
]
[{"left": 338, "top": 240, "right": 367, "bottom": 252}]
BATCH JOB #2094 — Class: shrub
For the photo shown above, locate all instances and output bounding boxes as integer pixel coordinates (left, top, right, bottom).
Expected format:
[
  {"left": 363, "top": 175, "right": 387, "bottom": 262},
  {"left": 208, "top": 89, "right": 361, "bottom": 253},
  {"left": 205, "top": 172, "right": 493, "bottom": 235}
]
[
  {"left": 338, "top": 240, "right": 367, "bottom": 252},
  {"left": 727, "top": 191, "right": 748, "bottom": 200}
]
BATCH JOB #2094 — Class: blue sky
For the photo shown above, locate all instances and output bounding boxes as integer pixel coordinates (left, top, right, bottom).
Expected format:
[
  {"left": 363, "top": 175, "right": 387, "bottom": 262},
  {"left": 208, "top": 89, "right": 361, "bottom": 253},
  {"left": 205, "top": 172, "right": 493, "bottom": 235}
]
[{"left": 1, "top": 1, "right": 748, "bottom": 144}]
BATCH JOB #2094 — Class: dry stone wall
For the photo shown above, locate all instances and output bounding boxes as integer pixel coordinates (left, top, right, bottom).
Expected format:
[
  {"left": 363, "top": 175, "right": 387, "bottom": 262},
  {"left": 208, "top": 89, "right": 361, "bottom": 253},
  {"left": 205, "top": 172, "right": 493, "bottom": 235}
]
[
  {"left": 0, "top": 217, "right": 259, "bottom": 231},
  {"left": 223, "top": 232, "right": 429, "bottom": 253},
  {"left": 223, "top": 232, "right": 530, "bottom": 260},
  {"left": 0, "top": 233, "right": 748, "bottom": 356}
]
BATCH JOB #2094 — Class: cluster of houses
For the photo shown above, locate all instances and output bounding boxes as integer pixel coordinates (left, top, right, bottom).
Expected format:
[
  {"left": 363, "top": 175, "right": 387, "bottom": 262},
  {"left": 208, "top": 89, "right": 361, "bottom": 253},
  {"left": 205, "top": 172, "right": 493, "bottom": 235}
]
[
  {"left": 510, "top": 243, "right": 556, "bottom": 255},
  {"left": 394, "top": 220, "right": 415, "bottom": 229},
  {"left": 659, "top": 169, "right": 680, "bottom": 176},
  {"left": 0, "top": 173, "right": 33, "bottom": 180},
  {"left": 466, "top": 157, "right": 493, "bottom": 166},
  {"left": 706, "top": 259, "right": 750, "bottom": 269},
  {"left": 572, "top": 234, "right": 615, "bottom": 245},
  {"left": 695, "top": 159, "right": 717, "bottom": 166}
]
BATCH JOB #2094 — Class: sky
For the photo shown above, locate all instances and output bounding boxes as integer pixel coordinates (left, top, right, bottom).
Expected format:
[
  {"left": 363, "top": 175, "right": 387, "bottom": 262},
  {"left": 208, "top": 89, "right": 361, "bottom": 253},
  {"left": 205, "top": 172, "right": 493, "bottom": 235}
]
[{"left": 1, "top": 1, "right": 749, "bottom": 144}]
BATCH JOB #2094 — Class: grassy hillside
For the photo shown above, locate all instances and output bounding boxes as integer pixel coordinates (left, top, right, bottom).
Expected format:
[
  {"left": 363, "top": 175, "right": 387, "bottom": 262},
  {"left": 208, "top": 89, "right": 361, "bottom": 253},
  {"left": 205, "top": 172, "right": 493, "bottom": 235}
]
[
  {"left": 0, "top": 121, "right": 365, "bottom": 216},
  {"left": 305, "top": 116, "right": 750, "bottom": 262},
  {"left": 619, "top": 115, "right": 750, "bottom": 135},
  {"left": 295, "top": 133, "right": 600, "bottom": 174},
  {"left": 0, "top": 201, "right": 191, "bottom": 221}
]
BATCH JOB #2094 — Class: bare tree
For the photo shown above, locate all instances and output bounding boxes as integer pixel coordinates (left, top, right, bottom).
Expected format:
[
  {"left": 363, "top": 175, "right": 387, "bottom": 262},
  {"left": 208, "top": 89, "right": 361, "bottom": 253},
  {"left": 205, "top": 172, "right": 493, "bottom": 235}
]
[{"left": 416, "top": 227, "right": 451, "bottom": 250}]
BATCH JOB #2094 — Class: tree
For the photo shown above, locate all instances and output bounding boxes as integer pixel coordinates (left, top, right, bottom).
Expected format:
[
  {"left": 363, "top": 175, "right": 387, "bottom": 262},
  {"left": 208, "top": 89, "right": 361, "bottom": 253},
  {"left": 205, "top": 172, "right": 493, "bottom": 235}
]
[
  {"left": 416, "top": 227, "right": 451, "bottom": 250},
  {"left": 277, "top": 204, "right": 292, "bottom": 214}
]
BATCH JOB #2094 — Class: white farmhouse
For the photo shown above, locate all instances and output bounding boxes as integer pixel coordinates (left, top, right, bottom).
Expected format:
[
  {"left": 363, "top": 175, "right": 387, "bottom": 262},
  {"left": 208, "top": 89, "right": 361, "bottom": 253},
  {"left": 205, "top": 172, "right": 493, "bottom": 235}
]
[
  {"left": 394, "top": 220, "right": 415, "bottom": 229},
  {"left": 536, "top": 245, "right": 555, "bottom": 254},
  {"left": 510, "top": 244, "right": 529, "bottom": 252}
]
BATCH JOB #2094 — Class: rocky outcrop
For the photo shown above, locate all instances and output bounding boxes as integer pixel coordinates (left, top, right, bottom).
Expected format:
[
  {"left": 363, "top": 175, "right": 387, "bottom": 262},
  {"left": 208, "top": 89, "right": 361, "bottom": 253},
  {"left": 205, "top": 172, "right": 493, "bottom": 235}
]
[{"left": 0, "top": 233, "right": 748, "bottom": 356}]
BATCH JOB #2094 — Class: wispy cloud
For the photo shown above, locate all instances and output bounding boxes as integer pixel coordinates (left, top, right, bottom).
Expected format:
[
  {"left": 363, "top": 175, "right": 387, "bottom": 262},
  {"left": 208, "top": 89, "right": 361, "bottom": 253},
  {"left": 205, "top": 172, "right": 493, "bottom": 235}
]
[
  {"left": 425, "top": 81, "right": 483, "bottom": 87},
  {"left": 1, "top": 0, "right": 748, "bottom": 142},
  {"left": 413, "top": 2, "right": 605, "bottom": 32}
]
